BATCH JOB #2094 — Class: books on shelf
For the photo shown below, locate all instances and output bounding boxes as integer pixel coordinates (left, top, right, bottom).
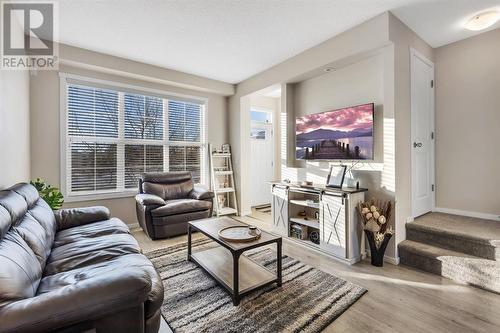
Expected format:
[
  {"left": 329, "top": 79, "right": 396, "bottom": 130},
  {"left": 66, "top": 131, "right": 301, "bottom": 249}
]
[{"left": 291, "top": 223, "right": 308, "bottom": 240}]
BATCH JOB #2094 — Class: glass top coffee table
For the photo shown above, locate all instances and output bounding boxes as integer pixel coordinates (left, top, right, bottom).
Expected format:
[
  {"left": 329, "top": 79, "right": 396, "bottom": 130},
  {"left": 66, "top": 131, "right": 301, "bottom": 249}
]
[{"left": 188, "top": 217, "right": 282, "bottom": 306}]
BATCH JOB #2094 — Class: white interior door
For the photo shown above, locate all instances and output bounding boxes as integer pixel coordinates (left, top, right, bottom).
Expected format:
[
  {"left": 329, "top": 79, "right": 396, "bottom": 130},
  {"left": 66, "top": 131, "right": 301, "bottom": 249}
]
[
  {"left": 411, "top": 48, "right": 435, "bottom": 218},
  {"left": 250, "top": 121, "right": 273, "bottom": 206}
]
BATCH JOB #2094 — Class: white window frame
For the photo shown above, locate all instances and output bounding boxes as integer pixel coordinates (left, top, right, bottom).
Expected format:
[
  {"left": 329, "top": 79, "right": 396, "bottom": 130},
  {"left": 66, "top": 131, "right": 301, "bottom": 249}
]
[
  {"left": 250, "top": 107, "right": 273, "bottom": 140},
  {"left": 250, "top": 107, "right": 273, "bottom": 125},
  {"left": 59, "top": 73, "right": 209, "bottom": 202}
]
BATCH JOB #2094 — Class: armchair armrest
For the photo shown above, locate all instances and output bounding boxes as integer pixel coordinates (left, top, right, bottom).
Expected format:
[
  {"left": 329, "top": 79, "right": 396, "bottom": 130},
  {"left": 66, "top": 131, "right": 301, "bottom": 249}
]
[
  {"left": 189, "top": 185, "right": 215, "bottom": 200},
  {"left": 54, "top": 206, "right": 110, "bottom": 230},
  {"left": 135, "top": 193, "right": 165, "bottom": 206},
  {"left": 0, "top": 269, "right": 151, "bottom": 333},
  {"left": 135, "top": 194, "right": 165, "bottom": 240}
]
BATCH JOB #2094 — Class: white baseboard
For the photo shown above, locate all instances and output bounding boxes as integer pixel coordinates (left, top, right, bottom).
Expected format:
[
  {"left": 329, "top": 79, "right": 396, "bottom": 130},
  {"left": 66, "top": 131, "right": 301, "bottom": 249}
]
[
  {"left": 239, "top": 210, "right": 252, "bottom": 216},
  {"left": 365, "top": 252, "right": 400, "bottom": 265},
  {"left": 433, "top": 207, "right": 500, "bottom": 222},
  {"left": 384, "top": 255, "right": 400, "bottom": 265}
]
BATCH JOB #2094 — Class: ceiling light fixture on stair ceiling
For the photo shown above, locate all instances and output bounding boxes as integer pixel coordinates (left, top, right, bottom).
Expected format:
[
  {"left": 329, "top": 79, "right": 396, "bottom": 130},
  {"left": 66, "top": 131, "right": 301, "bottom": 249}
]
[
  {"left": 465, "top": 10, "right": 500, "bottom": 31},
  {"left": 324, "top": 67, "right": 335, "bottom": 73}
]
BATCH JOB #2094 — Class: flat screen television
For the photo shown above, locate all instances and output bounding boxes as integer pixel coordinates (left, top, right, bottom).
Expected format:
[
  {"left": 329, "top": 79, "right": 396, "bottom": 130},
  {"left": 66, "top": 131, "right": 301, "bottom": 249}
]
[{"left": 296, "top": 103, "right": 374, "bottom": 160}]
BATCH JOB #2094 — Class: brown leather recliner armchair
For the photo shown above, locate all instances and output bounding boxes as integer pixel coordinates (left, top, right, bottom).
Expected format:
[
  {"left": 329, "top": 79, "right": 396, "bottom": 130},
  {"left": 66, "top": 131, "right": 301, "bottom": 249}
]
[
  {"left": 0, "top": 183, "right": 163, "bottom": 333},
  {"left": 135, "top": 172, "right": 215, "bottom": 239}
]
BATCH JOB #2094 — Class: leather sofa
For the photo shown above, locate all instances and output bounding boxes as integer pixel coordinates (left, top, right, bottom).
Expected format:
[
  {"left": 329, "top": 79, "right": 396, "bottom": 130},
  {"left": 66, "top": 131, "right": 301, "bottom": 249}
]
[
  {"left": 0, "top": 183, "right": 164, "bottom": 333},
  {"left": 135, "top": 172, "right": 214, "bottom": 239}
]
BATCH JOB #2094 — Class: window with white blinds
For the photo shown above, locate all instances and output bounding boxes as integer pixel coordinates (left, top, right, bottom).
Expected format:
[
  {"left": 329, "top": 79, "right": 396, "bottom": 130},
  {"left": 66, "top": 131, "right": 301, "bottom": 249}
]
[{"left": 64, "top": 81, "right": 206, "bottom": 198}]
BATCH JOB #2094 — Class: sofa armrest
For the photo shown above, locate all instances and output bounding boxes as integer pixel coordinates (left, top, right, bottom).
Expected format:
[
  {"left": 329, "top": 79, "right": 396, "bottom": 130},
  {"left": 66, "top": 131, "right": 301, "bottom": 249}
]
[
  {"left": 0, "top": 269, "right": 151, "bottom": 333},
  {"left": 135, "top": 193, "right": 165, "bottom": 206},
  {"left": 189, "top": 186, "right": 215, "bottom": 200},
  {"left": 54, "top": 206, "right": 111, "bottom": 230}
]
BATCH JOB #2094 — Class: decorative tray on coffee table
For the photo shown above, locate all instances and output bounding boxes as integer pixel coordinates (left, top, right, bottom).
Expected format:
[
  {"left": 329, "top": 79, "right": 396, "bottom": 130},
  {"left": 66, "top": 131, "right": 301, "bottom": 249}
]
[{"left": 218, "top": 226, "right": 261, "bottom": 242}]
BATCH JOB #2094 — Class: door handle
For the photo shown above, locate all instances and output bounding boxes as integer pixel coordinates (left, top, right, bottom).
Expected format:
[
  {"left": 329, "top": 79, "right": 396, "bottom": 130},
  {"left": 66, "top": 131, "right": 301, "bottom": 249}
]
[{"left": 413, "top": 142, "right": 423, "bottom": 148}]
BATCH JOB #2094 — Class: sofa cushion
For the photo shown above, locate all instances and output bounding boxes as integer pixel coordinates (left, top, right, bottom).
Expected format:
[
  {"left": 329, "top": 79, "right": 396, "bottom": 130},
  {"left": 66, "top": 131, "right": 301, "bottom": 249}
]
[
  {"left": 0, "top": 190, "right": 28, "bottom": 226},
  {"left": 0, "top": 232, "right": 42, "bottom": 305},
  {"left": 142, "top": 171, "right": 194, "bottom": 200},
  {"left": 28, "top": 199, "right": 57, "bottom": 238},
  {"left": 37, "top": 253, "right": 163, "bottom": 319},
  {"left": 44, "top": 233, "right": 141, "bottom": 276},
  {"left": 53, "top": 217, "right": 130, "bottom": 247},
  {"left": 0, "top": 184, "right": 57, "bottom": 268},
  {"left": 10, "top": 183, "right": 40, "bottom": 209},
  {"left": 13, "top": 213, "right": 53, "bottom": 266},
  {"left": 151, "top": 199, "right": 212, "bottom": 217},
  {"left": 0, "top": 206, "right": 11, "bottom": 240},
  {"left": 0, "top": 263, "right": 152, "bottom": 333},
  {"left": 0, "top": 183, "right": 55, "bottom": 305},
  {"left": 54, "top": 206, "right": 111, "bottom": 231},
  {"left": 1, "top": 191, "right": 56, "bottom": 270}
]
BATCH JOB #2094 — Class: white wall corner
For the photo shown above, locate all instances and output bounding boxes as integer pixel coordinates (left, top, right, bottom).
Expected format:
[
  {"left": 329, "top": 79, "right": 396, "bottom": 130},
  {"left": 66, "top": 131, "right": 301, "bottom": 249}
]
[{"left": 239, "top": 210, "right": 252, "bottom": 217}]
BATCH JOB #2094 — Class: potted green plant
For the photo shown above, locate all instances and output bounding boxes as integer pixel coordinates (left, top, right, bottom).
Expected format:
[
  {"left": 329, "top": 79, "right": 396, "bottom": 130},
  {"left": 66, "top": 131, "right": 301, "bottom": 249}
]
[
  {"left": 357, "top": 199, "right": 394, "bottom": 267},
  {"left": 30, "top": 178, "right": 64, "bottom": 210}
]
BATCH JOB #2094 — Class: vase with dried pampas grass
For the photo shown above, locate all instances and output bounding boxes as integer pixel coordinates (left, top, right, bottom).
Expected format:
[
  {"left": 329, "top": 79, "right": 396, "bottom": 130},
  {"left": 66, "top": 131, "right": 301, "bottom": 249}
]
[{"left": 357, "top": 199, "right": 394, "bottom": 267}]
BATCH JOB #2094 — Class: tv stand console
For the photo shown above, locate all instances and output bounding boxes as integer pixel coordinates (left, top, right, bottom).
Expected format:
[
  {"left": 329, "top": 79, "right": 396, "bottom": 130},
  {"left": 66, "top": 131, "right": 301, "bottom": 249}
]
[{"left": 271, "top": 182, "right": 367, "bottom": 264}]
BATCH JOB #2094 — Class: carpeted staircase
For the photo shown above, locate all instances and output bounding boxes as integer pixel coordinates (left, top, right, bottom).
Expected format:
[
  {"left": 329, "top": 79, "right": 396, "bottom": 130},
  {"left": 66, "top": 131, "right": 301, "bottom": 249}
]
[{"left": 399, "top": 212, "right": 500, "bottom": 294}]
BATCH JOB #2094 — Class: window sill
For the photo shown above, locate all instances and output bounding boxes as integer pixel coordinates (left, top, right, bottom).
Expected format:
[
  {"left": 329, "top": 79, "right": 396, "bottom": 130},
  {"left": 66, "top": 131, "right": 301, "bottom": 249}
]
[{"left": 64, "top": 190, "right": 138, "bottom": 203}]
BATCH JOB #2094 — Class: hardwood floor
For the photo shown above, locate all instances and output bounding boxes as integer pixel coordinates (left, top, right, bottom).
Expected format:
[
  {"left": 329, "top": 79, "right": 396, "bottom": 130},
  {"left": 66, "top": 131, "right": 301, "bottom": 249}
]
[{"left": 132, "top": 215, "right": 500, "bottom": 333}]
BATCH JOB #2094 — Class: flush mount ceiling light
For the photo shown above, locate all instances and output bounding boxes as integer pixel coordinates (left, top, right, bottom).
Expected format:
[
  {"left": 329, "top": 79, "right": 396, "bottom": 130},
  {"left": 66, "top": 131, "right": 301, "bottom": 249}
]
[{"left": 465, "top": 10, "right": 500, "bottom": 31}]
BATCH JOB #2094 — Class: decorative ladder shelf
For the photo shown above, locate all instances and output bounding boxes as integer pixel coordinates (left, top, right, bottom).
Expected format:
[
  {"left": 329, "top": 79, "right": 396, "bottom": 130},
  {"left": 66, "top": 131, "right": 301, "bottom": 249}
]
[{"left": 209, "top": 144, "right": 238, "bottom": 217}]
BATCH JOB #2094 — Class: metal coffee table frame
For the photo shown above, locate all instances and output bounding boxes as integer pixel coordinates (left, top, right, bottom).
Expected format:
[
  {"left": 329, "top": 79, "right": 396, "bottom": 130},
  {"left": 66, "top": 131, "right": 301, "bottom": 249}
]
[{"left": 188, "top": 221, "right": 282, "bottom": 306}]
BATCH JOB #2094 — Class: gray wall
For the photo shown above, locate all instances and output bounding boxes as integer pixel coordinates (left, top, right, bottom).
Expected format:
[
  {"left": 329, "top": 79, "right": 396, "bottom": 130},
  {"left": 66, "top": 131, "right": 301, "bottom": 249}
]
[
  {"left": 229, "top": 12, "right": 390, "bottom": 217},
  {"left": 0, "top": 69, "right": 30, "bottom": 189},
  {"left": 434, "top": 28, "right": 500, "bottom": 216},
  {"left": 0, "top": 18, "right": 30, "bottom": 189},
  {"left": 283, "top": 52, "right": 399, "bottom": 258},
  {"left": 230, "top": 12, "right": 436, "bottom": 261},
  {"left": 388, "top": 13, "right": 434, "bottom": 248},
  {"left": 288, "top": 53, "right": 388, "bottom": 195}
]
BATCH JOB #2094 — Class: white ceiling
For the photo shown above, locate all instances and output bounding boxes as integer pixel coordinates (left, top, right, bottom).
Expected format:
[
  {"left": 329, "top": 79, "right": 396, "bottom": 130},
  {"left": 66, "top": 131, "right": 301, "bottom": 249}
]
[
  {"left": 56, "top": 0, "right": 500, "bottom": 84},
  {"left": 391, "top": 0, "right": 500, "bottom": 47}
]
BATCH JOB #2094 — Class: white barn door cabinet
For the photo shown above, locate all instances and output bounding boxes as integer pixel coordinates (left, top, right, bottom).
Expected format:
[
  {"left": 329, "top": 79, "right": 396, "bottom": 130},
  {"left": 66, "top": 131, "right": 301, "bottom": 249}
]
[
  {"left": 271, "top": 182, "right": 366, "bottom": 264},
  {"left": 271, "top": 185, "right": 288, "bottom": 236}
]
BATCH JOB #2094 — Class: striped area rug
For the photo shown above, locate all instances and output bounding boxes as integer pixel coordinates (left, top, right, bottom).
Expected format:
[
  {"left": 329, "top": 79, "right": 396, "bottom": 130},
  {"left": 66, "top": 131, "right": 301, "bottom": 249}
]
[{"left": 146, "top": 238, "right": 366, "bottom": 333}]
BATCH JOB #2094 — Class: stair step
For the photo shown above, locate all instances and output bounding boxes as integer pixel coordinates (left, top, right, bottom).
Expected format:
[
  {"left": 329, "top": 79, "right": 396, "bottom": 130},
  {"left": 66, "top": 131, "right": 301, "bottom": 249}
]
[
  {"left": 407, "top": 213, "right": 500, "bottom": 260},
  {"left": 399, "top": 240, "right": 500, "bottom": 294}
]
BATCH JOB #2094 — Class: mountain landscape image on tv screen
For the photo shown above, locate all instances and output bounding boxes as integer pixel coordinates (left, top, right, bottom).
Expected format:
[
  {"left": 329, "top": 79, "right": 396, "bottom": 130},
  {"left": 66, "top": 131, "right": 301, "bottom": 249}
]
[{"left": 296, "top": 103, "right": 374, "bottom": 160}]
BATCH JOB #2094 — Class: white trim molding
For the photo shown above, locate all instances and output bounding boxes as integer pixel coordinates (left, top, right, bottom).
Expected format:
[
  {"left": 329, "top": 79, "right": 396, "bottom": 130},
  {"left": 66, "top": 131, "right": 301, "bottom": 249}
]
[
  {"left": 384, "top": 255, "right": 400, "bottom": 265},
  {"left": 58, "top": 58, "right": 235, "bottom": 97},
  {"left": 434, "top": 207, "right": 500, "bottom": 222},
  {"left": 239, "top": 210, "right": 252, "bottom": 217},
  {"left": 59, "top": 72, "right": 209, "bottom": 104},
  {"left": 64, "top": 191, "right": 137, "bottom": 203}
]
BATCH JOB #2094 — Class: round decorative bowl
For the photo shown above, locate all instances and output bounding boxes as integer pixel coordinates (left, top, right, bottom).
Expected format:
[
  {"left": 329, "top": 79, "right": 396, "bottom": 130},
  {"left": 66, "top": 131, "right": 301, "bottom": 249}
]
[{"left": 218, "top": 226, "right": 261, "bottom": 242}]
